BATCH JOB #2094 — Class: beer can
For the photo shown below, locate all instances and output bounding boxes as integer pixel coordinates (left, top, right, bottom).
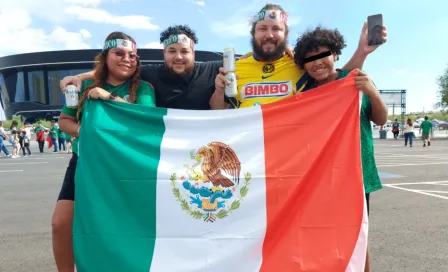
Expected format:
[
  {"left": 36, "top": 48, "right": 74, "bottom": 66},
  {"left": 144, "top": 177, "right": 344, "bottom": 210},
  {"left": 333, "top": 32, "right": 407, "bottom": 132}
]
[
  {"left": 223, "top": 48, "right": 236, "bottom": 72},
  {"left": 225, "top": 72, "right": 238, "bottom": 97},
  {"left": 65, "top": 84, "right": 79, "bottom": 108}
]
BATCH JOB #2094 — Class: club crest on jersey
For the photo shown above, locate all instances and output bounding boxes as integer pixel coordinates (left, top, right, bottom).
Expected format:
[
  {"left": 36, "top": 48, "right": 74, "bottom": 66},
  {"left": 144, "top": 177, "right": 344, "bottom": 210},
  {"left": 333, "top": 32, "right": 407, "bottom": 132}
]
[
  {"left": 241, "top": 81, "right": 293, "bottom": 99},
  {"left": 262, "top": 63, "right": 275, "bottom": 74}
]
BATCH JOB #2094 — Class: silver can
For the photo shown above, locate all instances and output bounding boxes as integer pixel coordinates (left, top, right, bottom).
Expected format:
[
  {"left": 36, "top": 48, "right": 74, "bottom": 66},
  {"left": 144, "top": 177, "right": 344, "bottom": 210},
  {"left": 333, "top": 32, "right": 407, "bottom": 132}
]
[
  {"left": 65, "top": 84, "right": 79, "bottom": 108},
  {"left": 223, "top": 48, "right": 236, "bottom": 72},
  {"left": 225, "top": 72, "right": 238, "bottom": 97}
]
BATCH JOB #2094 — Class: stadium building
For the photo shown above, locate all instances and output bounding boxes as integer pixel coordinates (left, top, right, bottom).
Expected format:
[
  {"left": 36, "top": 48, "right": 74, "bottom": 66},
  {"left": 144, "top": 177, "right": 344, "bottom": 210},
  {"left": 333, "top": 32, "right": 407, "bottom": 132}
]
[{"left": 0, "top": 49, "right": 224, "bottom": 123}]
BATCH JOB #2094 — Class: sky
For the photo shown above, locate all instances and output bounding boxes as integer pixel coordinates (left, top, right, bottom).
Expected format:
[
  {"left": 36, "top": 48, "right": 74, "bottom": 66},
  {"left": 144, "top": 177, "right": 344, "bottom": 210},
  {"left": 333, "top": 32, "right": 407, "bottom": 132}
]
[{"left": 0, "top": 0, "right": 447, "bottom": 113}]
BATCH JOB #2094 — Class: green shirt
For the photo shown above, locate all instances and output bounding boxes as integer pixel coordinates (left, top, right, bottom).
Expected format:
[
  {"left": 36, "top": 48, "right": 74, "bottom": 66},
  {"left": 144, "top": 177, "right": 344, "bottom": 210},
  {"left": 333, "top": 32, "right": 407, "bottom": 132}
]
[
  {"left": 34, "top": 127, "right": 46, "bottom": 133},
  {"left": 421, "top": 120, "right": 432, "bottom": 134},
  {"left": 58, "top": 128, "right": 66, "bottom": 139},
  {"left": 303, "top": 69, "right": 382, "bottom": 194},
  {"left": 49, "top": 126, "right": 58, "bottom": 138},
  {"left": 61, "top": 79, "right": 156, "bottom": 154}
]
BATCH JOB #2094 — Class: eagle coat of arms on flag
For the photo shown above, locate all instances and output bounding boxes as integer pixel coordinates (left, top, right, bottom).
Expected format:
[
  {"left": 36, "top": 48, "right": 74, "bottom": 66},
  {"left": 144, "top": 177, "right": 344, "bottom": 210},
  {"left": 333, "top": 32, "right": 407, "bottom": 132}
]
[{"left": 170, "top": 142, "right": 251, "bottom": 223}]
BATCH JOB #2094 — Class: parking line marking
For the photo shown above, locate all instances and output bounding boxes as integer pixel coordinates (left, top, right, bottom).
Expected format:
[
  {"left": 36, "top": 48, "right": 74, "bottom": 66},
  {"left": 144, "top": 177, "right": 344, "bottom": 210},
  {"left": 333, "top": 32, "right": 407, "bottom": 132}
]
[
  {"left": 377, "top": 162, "right": 448, "bottom": 167},
  {"left": 384, "top": 184, "right": 448, "bottom": 200},
  {"left": 383, "top": 181, "right": 448, "bottom": 186}
]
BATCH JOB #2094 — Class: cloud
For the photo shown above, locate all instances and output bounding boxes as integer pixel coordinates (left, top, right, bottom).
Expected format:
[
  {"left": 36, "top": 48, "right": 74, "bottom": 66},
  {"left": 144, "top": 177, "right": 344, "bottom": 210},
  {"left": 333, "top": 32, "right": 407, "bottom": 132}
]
[
  {"left": 0, "top": 0, "right": 73, "bottom": 24},
  {"left": 64, "top": 0, "right": 104, "bottom": 7},
  {"left": 50, "top": 27, "right": 91, "bottom": 50},
  {"left": 198, "top": 9, "right": 205, "bottom": 14},
  {"left": 143, "top": 42, "right": 163, "bottom": 49},
  {"left": 0, "top": 9, "right": 91, "bottom": 56},
  {"left": 65, "top": 5, "right": 160, "bottom": 30},
  {"left": 185, "top": 0, "right": 205, "bottom": 6},
  {"left": 80, "top": 29, "right": 92, "bottom": 38}
]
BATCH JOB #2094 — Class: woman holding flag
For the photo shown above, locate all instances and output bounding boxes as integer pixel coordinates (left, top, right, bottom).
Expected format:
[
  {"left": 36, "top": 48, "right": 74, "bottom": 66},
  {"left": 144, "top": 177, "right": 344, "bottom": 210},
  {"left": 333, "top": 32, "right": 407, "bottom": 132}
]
[
  {"left": 51, "top": 31, "right": 156, "bottom": 272},
  {"left": 293, "top": 26, "right": 388, "bottom": 272}
]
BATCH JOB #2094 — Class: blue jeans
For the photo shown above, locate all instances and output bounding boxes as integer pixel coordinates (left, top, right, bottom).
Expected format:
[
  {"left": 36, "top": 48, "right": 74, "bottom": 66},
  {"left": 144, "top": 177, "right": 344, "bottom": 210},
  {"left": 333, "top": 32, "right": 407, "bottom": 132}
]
[
  {"left": 404, "top": 132, "right": 413, "bottom": 146},
  {"left": 0, "top": 137, "right": 11, "bottom": 156},
  {"left": 51, "top": 137, "right": 58, "bottom": 151},
  {"left": 58, "top": 138, "right": 66, "bottom": 151}
]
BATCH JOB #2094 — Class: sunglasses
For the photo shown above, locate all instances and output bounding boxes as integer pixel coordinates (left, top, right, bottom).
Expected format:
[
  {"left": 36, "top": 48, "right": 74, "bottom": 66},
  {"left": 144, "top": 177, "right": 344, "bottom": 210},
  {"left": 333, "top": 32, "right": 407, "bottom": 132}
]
[{"left": 111, "top": 49, "right": 139, "bottom": 62}]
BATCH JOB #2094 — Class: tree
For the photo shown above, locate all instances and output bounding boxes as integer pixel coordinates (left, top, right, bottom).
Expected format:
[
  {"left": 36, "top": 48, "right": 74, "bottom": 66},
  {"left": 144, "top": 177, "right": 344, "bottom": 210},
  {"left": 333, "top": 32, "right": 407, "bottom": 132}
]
[{"left": 436, "top": 64, "right": 448, "bottom": 111}]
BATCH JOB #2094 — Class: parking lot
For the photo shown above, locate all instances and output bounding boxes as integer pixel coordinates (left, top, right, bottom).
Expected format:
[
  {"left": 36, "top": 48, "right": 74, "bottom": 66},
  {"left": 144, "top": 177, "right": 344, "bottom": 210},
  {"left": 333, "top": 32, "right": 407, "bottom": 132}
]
[{"left": 0, "top": 139, "right": 447, "bottom": 272}]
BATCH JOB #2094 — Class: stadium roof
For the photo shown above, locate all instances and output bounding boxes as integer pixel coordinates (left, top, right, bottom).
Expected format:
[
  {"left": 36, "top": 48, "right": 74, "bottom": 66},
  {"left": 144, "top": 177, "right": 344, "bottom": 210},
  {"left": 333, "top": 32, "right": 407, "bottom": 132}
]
[{"left": 0, "top": 49, "right": 225, "bottom": 71}]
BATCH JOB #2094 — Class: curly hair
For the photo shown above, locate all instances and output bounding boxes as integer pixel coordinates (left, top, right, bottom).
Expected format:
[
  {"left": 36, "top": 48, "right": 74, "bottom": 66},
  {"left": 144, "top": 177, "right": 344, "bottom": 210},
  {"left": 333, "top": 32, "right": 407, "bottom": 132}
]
[
  {"left": 77, "top": 31, "right": 141, "bottom": 121},
  {"left": 250, "top": 4, "right": 289, "bottom": 37},
  {"left": 159, "top": 25, "right": 198, "bottom": 44},
  {"left": 293, "top": 26, "right": 347, "bottom": 68}
]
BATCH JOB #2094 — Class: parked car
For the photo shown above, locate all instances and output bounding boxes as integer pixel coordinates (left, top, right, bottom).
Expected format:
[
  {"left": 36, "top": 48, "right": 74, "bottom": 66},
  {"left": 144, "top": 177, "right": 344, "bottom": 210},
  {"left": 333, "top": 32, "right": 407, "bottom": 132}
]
[{"left": 438, "top": 123, "right": 448, "bottom": 129}]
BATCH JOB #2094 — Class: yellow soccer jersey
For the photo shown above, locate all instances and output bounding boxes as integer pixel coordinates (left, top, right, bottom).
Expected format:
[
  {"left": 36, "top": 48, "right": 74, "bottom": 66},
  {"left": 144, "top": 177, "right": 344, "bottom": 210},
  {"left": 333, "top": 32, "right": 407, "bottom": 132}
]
[{"left": 226, "top": 55, "right": 306, "bottom": 108}]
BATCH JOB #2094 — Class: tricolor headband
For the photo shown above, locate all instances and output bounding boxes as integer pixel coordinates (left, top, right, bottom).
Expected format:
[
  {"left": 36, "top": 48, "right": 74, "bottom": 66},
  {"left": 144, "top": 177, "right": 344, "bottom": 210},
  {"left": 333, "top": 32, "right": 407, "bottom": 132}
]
[
  {"left": 103, "top": 39, "right": 137, "bottom": 52},
  {"left": 255, "top": 9, "right": 288, "bottom": 24},
  {"left": 303, "top": 51, "right": 332, "bottom": 64},
  {"left": 162, "top": 34, "right": 195, "bottom": 49}
]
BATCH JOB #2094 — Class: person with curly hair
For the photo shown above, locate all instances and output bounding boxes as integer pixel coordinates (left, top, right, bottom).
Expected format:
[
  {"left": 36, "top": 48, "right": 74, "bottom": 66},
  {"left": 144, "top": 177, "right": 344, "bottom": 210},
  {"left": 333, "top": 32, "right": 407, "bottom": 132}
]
[
  {"left": 51, "top": 31, "right": 156, "bottom": 272},
  {"left": 293, "top": 26, "right": 388, "bottom": 272},
  {"left": 61, "top": 24, "right": 223, "bottom": 110}
]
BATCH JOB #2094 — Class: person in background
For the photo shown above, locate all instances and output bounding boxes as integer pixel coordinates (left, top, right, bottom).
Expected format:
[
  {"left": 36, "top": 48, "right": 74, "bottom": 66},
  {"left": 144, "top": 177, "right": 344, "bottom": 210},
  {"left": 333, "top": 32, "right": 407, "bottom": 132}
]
[
  {"left": 9, "top": 121, "right": 20, "bottom": 158},
  {"left": 403, "top": 118, "right": 414, "bottom": 147},
  {"left": 0, "top": 120, "right": 12, "bottom": 157},
  {"left": 58, "top": 127, "right": 66, "bottom": 153},
  {"left": 51, "top": 31, "right": 156, "bottom": 272},
  {"left": 65, "top": 134, "right": 73, "bottom": 154},
  {"left": 34, "top": 122, "right": 47, "bottom": 153},
  {"left": 419, "top": 116, "right": 433, "bottom": 147},
  {"left": 19, "top": 130, "right": 31, "bottom": 157},
  {"left": 392, "top": 118, "right": 400, "bottom": 139},
  {"left": 292, "top": 25, "right": 388, "bottom": 272},
  {"left": 49, "top": 120, "right": 59, "bottom": 153}
]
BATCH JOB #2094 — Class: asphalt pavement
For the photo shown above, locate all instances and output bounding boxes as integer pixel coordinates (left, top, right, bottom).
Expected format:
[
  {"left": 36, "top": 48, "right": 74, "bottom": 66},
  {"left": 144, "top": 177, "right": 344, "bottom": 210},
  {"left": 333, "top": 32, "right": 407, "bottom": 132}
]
[{"left": 0, "top": 139, "right": 447, "bottom": 272}]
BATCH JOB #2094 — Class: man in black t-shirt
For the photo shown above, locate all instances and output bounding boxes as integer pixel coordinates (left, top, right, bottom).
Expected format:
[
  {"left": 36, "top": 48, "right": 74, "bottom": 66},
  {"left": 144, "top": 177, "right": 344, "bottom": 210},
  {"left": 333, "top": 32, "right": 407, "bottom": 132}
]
[{"left": 60, "top": 25, "right": 223, "bottom": 110}]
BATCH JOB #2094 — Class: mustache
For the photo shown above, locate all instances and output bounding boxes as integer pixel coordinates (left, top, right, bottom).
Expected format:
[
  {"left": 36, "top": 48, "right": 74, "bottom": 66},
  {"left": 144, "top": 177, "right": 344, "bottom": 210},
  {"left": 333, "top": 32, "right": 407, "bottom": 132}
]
[{"left": 261, "top": 39, "right": 278, "bottom": 45}]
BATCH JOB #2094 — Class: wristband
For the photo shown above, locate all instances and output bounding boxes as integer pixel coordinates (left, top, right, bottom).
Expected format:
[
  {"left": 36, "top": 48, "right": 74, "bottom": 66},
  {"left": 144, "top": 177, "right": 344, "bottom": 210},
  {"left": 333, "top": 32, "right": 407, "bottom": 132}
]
[{"left": 109, "top": 93, "right": 118, "bottom": 100}]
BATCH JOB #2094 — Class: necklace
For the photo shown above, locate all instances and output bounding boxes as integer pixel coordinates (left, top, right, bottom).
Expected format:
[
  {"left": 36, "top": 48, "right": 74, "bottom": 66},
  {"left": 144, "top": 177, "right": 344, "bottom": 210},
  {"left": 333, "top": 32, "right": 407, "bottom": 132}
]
[{"left": 106, "top": 80, "right": 128, "bottom": 95}]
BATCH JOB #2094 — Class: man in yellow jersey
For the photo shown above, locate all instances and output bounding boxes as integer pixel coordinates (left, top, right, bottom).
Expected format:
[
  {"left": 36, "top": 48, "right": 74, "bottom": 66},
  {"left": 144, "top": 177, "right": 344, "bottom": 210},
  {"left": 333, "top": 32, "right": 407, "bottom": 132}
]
[{"left": 209, "top": 3, "right": 387, "bottom": 109}]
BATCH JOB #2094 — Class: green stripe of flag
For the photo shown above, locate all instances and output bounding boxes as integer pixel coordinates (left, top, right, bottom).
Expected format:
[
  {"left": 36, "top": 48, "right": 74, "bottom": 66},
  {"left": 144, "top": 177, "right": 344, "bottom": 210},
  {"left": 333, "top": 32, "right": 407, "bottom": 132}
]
[{"left": 73, "top": 100, "right": 167, "bottom": 272}]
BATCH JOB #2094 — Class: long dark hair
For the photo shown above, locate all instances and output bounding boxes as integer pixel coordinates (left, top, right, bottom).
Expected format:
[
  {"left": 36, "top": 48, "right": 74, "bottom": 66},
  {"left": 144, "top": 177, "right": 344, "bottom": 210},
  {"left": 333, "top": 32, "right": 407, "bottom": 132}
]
[
  {"left": 10, "top": 120, "right": 18, "bottom": 130},
  {"left": 407, "top": 118, "right": 413, "bottom": 126},
  {"left": 77, "top": 31, "right": 141, "bottom": 121}
]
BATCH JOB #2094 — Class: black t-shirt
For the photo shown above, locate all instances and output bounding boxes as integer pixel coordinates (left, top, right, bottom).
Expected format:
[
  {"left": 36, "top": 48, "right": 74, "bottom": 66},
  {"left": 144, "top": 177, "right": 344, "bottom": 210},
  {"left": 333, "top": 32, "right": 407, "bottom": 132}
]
[{"left": 140, "top": 61, "right": 223, "bottom": 110}]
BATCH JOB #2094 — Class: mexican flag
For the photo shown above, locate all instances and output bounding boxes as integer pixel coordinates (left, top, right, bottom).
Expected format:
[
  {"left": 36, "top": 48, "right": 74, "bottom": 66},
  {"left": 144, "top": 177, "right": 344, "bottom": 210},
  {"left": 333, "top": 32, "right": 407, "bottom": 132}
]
[{"left": 73, "top": 70, "right": 368, "bottom": 272}]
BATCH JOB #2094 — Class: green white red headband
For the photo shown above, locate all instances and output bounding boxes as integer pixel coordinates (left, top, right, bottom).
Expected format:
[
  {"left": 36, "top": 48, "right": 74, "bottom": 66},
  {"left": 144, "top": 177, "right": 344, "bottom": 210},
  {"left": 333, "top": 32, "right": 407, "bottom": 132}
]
[
  {"left": 103, "top": 39, "right": 137, "bottom": 52},
  {"left": 255, "top": 9, "right": 288, "bottom": 24},
  {"left": 162, "top": 34, "right": 195, "bottom": 49}
]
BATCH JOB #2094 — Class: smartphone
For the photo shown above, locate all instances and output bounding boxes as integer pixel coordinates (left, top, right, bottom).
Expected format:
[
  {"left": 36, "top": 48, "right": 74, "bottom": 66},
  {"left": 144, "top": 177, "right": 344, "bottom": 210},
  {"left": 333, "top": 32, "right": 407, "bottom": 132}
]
[{"left": 367, "top": 14, "right": 383, "bottom": 46}]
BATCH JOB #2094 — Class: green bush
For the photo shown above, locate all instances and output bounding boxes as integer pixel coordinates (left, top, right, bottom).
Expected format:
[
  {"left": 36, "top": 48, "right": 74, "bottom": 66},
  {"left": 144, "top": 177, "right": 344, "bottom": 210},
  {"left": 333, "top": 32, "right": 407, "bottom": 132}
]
[{"left": 2, "top": 116, "right": 53, "bottom": 129}]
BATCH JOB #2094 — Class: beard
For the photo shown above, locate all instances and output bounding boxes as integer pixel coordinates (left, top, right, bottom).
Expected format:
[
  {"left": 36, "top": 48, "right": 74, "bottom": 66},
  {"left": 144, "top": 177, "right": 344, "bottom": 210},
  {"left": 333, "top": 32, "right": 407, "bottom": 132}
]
[
  {"left": 165, "top": 63, "right": 194, "bottom": 78},
  {"left": 251, "top": 37, "right": 287, "bottom": 62}
]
